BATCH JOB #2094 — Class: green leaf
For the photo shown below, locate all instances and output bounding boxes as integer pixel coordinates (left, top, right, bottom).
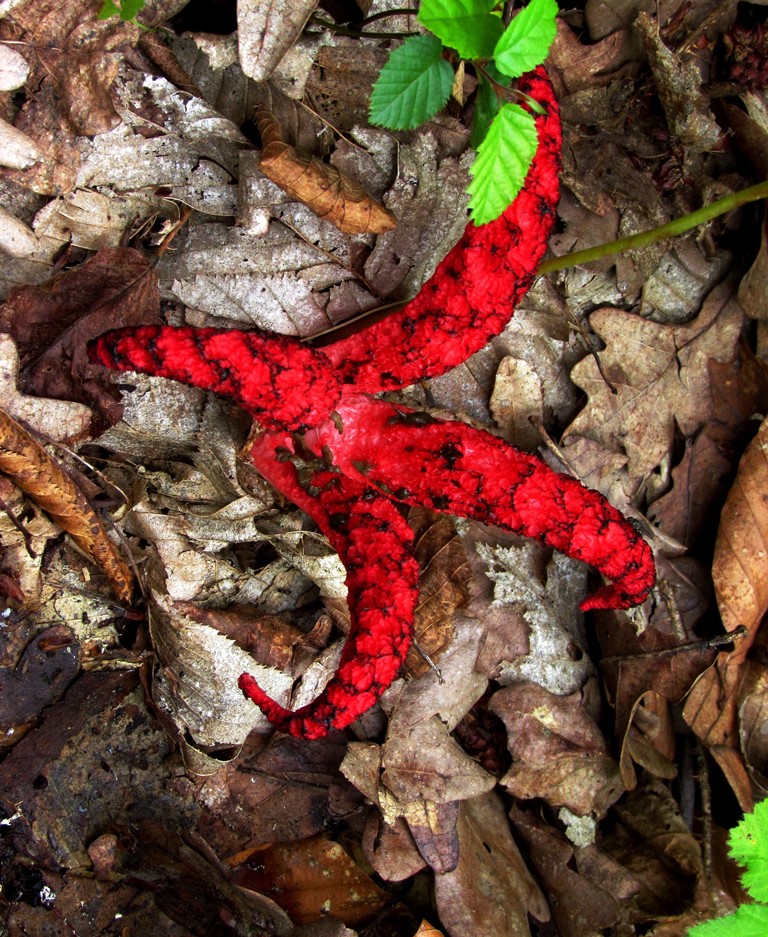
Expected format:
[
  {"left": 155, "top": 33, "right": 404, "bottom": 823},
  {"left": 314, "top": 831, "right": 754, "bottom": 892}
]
[
  {"left": 98, "top": 0, "right": 121, "bottom": 18},
  {"left": 119, "top": 0, "right": 146, "bottom": 19},
  {"left": 470, "top": 74, "right": 500, "bottom": 148},
  {"left": 369, "top": 34, "right": 455, "bottom": 131},
  {"left": 467, "top": 102, "right": 537, "bottom": 225},
  {"left": 98, "top": 0, "right": 145, "bottom": 19},
  {"left": 493, "top": 0, "right": 558, "bottom": 80},
  {"left": 418, "top": 0, "right": 503, "bottom": 60},
  {"left": 686, "top": 903, "right": 768, "bottom": 937},
  {"left": 729, "top": 801, "right": 768, "bottom": 902}
]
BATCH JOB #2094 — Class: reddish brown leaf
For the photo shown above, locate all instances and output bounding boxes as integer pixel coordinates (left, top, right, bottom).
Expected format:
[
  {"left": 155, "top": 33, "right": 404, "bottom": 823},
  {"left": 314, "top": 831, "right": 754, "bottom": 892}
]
[
  {"left": 257, "top": 105, "right": 397, "bottom": 235},
  {"left": 0, "top": 407, "right": 133, "bottom": 602},
  {"left": 683, "top": 414, "right": 768, "bottom": 809},
  {"left": 0, "top": 0, "right": 141, "bottom": 193},
  {"left": 231, "top": 834, "right": 389, "bottom": 926},
  {"left": 0, "top": 247, "right": 161, "bottom": 426}
]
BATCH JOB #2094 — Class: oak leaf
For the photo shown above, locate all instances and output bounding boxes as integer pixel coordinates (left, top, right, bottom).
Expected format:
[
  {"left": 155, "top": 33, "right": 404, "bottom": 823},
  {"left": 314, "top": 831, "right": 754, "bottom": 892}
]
[{"left": 566, "top": 280, "right": 744, "bottom": 478}]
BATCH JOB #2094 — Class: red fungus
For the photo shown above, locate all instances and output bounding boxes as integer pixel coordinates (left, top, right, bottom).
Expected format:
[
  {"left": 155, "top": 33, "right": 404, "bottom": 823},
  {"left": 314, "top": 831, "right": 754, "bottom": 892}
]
[{"left": 88, "top": 69, "right": 656, "bottom": 739}]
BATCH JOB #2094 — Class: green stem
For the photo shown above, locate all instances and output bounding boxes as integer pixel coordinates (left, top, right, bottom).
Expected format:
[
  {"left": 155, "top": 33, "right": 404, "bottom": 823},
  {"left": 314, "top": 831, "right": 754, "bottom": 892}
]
[{"left": 538, "top": 179, "right": 768, "bottom": 275}]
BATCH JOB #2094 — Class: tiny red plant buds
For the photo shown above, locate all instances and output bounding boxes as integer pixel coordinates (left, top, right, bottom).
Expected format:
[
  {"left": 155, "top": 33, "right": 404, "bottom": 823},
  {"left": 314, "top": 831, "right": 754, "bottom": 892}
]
[{"left": 89, "top": 71, "right": 656, "bottom": 739}]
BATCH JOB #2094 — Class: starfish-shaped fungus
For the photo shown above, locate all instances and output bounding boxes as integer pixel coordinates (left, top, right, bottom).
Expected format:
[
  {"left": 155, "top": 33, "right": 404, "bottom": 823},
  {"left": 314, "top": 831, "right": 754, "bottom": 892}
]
[{"left": 88, "top": 69, "right": 655, "bottom": 739}]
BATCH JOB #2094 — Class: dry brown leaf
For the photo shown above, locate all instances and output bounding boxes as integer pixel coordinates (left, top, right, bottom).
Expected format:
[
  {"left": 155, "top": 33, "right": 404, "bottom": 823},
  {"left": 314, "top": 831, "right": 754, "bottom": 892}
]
[
  {"left": 0, "top": 334, "right": 92, "bottom": 443},
  {"left": 433, "top": 793, "right": 549, "bottom": 937},
  {"left": 509, "top": 806, "right": 624, "bottom": 937},
  {"left": 0, "top": 246, "right": 161, "bottom": 426},
  {"left": 566, "top": 280, "right": 744, "bottom": 478},
  {"left": 257, "top": 106, "right": 397, "bottom": 235},
  {"left": 738, "top": 656, "right": 768, "bottom": 796},
  {"left": 489, "top": 356, "right": 544, "bottom": 450},
  {"left": 382, "top": 716, "right": 495, "bottom": 807},
  {"left": 0, "top": 625, "right": 80, "bottom": 748},
  {"left": 683, "top": 413, "right": 768, "bottom": 809},
  {"left": 0, "top": 0, "right": 142, "bottom": 193},
  {"left": 598, "top": 616, "right": 718, "bottom": 789},
  {"left": 200, "top": 734, "right": 347, "bottom": 854},
  {"left": 413, "top": 923, "right": 445, "bottom": 937},
  {"left": 0, "top": 407, "right": 132, "bottom": 602},
  {"left": 739, "top": 211, "right": 768, "bottom": 321},
  {"left": 489, "top": 683, "right": 623, "bottom": 817},
  {"left": 231, "top": 835, "right": 389, "bottom": 926},
  {"left": 362, "top": 813, "right": 426, "bottom": 882},
  {"left": 404, "top": 508, "right": 470, "bottom": 678}
]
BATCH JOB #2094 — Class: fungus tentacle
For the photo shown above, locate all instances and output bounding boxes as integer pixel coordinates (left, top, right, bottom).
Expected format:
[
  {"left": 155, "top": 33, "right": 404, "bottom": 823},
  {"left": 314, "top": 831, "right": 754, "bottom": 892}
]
[
  {"left": 89, "top": 325, "right": 339, "bottom": 431},
  {"left": 240, "top": 431, "right": 419, "bottom": 739},
  {"left": 302, "top": 395, "right": 655, "bottom": 611},
  {"left": 321, "top": 66, "right": 562, "bottom": 393}
]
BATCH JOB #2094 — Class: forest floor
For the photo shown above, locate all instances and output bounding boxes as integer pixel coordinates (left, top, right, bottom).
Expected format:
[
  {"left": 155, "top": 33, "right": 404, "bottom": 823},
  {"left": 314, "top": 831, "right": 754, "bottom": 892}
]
[{"left": 1, "top": 0, "right": 768, "bottom": 935}]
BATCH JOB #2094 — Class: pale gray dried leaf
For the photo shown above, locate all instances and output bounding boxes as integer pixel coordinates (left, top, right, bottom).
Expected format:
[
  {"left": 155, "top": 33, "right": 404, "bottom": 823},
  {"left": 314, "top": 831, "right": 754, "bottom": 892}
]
[
  {"left": 477, "top": 542, "right": 592, "bottom": 695},
  {"left": 238, "top": 0, "right": 318, "bottom": 82},
  {"left": 362, "top": 131, "right": 471, "bottom": 302},
  {"left": 0, "top": 42, "right": 30, "bottom": 91},
  {"left": 0, "top": 204, "right": 39, "bottom": 258},
  {"left": 640, "top": 238, "right": 732, "bottom": 323},
  {"left": 128, "top": 501, "right": 319, "bottom": 608},
  {"left": 0, "top": 334, "right": 91, "bottom": 440},
  {"left": 0, "top": 116, "right": 44, "bottom": 170},
  {"left": 635, "top": 12, "right": 722, "bottom": 150},
  {"left": 157, "top": 222, "right": 356, "bottom": 335},
  {"left": 34, "top": 189, "right": 163, "bottom": 254},
  {"left": 77, "top": 129, "right": 238, "bottom": 216},
  {"left": 95, "top": 375, "right": 246, "bottom": 496},
  {"left": 150, "top": 592, "right": 287, "bottom": 746},
  {"left": 116, "top": 72, "right": 249, "bottom": 172}
]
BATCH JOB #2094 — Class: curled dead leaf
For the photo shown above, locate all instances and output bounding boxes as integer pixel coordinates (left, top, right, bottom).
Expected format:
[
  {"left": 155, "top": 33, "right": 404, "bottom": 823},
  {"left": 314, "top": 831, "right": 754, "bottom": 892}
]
[
  {"left": 405, "top": 508, "right": 470, "bottom": 678},
  {"left": 0, "top": 407, "right": 132, "bottom": 602},
  {"left": 256, "top": 106, "right": 397, "bottom": 236},
  {"left": 683, "top": 413, "right": 768, "bottom": 809}
]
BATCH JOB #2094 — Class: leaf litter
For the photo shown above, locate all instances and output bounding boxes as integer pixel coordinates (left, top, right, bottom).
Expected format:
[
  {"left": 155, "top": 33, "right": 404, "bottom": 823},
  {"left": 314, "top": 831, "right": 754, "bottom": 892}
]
[{"left": 1, "top": 0, "right": 768, "bottom": 935}]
